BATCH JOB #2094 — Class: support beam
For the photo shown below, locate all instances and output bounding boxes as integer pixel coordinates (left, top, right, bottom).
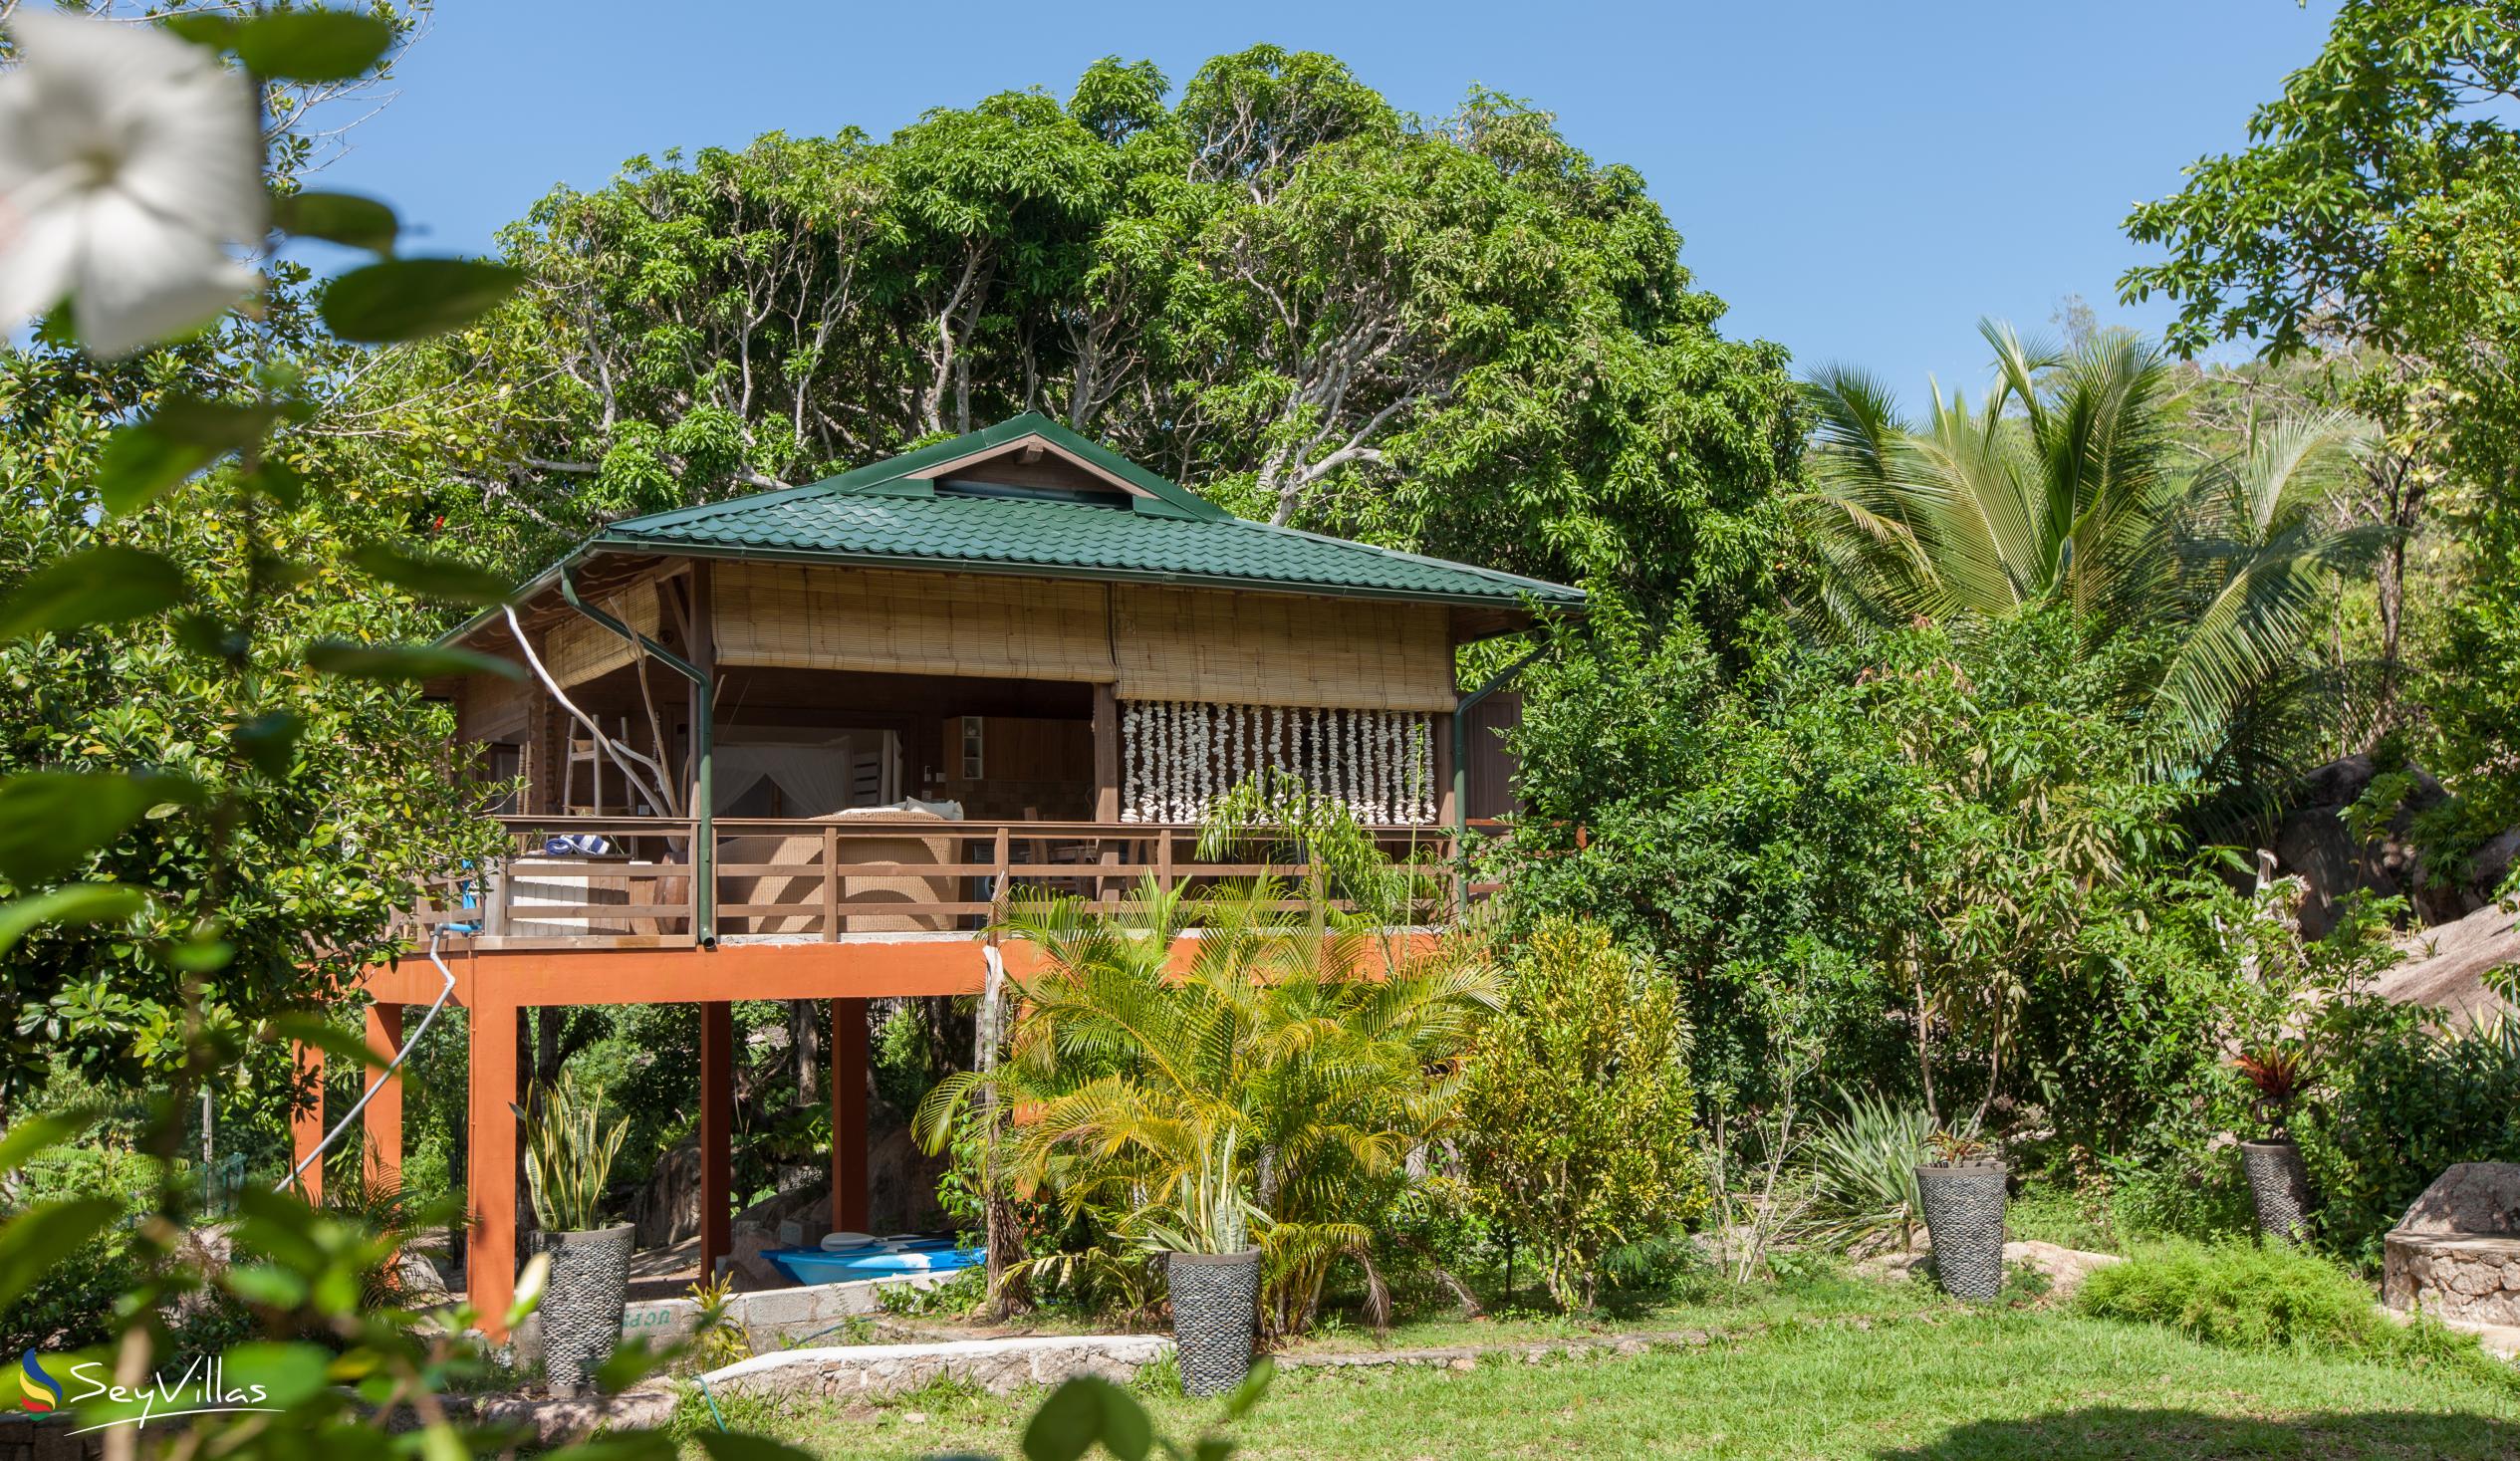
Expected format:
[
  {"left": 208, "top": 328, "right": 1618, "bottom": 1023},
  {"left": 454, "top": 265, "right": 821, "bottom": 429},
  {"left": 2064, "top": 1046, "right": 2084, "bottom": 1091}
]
[
  {"left": 687, "top": 561, "right": 716, "bottom": 944},
  {"left": 1431, "top": 710, "right": 1458, "bottom": 829},
  {"left": 289, "top": 1043, "right": 325, "bottom": 1203},
  {"left": 831, "top": 998, "right": 871, "bottom": 1233},
  {"left": 1091, "top": 683, "right": 1120, "bottom": 822},
  {"left": 466, "top": 992, "right": 522, "bottom": 1338},
  {"left": 362, "top": 1003, "right": 404, "bottom": 1193},
  {"left": 699, "top": 1001, "right": 733, "bottom": 1281},
  {"left": 1092, "top": 683, "right": 1122, "bottom": 896}
]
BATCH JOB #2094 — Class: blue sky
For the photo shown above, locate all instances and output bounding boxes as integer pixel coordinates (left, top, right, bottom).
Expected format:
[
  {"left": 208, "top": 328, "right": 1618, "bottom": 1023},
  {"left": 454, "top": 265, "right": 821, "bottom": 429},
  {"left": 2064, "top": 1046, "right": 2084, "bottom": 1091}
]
[{"left": 322, "top": 0, "right": 2341, "bottom": 399}]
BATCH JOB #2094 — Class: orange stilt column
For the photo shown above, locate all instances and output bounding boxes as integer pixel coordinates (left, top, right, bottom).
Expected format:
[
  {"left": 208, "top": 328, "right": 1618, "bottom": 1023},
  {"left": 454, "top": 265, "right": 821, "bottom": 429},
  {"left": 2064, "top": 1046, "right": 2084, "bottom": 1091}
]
[
  {"left": 290, "top": 1042, "right": 325, "bottom": 1203},
  {"left": 831, "top": 998, "right": 870, "bottom": 1233},
  {"left": 700, "top": 1001, "right": 733, "bottom": 1281},
  {"left": 467, "top": 994, "right": 522, "bottom": 1338},
  {"left": 363, "top": 1003, "right": 404, "bottom": 1193}
]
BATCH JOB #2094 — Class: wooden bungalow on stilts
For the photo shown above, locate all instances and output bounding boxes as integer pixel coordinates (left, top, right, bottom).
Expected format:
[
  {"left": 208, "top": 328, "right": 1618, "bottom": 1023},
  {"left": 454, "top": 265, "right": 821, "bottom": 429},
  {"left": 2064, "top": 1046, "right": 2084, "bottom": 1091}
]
[{"left": 296, "top": 414, "right": 1582, "bottom": 1337}]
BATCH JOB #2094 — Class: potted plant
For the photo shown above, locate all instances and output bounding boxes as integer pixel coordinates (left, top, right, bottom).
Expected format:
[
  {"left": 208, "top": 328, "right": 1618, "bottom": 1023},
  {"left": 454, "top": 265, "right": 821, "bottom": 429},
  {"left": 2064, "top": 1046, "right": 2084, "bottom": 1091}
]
[
  {"left": 511, "top": 1071, "right": 632, "bottom": 1393},
  {"left": 1913, "top": 1128, "right": 2005, "bottom": 1301},
  {"left": 2234, "top": 1045, "right": 2315, "bottom": 1243},
  {"left": 1136, "top": 1128, "right": 1266, "bottom": 1398}
]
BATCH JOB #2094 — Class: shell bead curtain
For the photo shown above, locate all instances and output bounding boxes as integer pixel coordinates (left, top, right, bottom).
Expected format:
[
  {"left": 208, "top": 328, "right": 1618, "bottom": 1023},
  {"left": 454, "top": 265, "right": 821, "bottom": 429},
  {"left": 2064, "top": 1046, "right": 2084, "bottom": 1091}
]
[{"left": 1120, "top": 699, "right": 1436, "bottom": 826}]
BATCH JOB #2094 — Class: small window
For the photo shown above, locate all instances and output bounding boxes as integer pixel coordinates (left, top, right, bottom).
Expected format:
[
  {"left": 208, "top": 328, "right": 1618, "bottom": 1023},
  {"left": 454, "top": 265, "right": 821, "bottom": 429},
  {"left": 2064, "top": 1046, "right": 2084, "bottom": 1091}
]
[{"left": 960, "top": 716, "right": 984, "bottom": 780}]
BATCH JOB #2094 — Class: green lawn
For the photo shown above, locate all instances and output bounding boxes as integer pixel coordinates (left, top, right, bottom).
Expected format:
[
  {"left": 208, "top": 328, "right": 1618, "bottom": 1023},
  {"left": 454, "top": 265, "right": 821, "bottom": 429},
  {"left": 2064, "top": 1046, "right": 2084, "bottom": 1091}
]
[{"left": 698, "top": 1307, "right": 2520, "bottom": 1460}]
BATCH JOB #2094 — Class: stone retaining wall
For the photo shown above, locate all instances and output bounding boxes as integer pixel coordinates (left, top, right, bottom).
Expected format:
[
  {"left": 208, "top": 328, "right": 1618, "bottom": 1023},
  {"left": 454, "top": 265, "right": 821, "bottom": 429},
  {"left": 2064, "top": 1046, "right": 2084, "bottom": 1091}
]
[
  {"left": 2385, "top": 1233, "right": 2520, "bottom": 1327},
  {"left": 701, "top": 1336, "right": 1172, "bottom": 1400},
  {"left": 622, "top": 1271, "right": 951, "bottom": 1348},
  {"left": 2382, "top": 1161, "right": 2520, "bottom": 1328}
]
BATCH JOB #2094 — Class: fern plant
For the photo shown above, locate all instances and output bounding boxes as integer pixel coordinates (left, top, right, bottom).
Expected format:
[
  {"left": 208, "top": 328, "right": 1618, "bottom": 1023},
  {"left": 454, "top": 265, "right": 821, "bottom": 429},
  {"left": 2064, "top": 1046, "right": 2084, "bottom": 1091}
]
[{"left": 510, "top": 1070, "right": 630, "bottom": 1232}]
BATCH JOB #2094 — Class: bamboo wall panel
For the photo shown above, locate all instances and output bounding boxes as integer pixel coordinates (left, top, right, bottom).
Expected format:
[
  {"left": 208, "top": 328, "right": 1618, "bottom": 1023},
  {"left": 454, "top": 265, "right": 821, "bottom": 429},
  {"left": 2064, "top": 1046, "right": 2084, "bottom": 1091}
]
[
  {"left": 1114, "top": 586, "right": 1456, "bottom": 712},
  {"left": 712, "top": 563, "right": 1117, "bottom": 682},
  {"left": 460, "top": 668, "right": 535, "bottom": 745},
  {"left": 545, "top": 583, "right": 659, "bottom": 687}
]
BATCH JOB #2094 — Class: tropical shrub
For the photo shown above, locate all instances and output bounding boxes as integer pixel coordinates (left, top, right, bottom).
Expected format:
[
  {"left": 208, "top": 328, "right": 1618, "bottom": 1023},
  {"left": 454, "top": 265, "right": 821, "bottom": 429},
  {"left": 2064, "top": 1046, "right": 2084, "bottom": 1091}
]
[
  {"left": 1499, "top": 605, "right": 1938, "bottom": 1101},
  {"left": 2299, "top": 1008, "right": 2520, "bottom": 1267},
  {"left": 0, "top": 1226, "right": 132, "bottom": 1353},
  {"left": 918, "top": 853, "right": 1497, "bottom": 1335},
  {"left": 1505, "top": 601, "right": 2258, "bottom": 1161},
  {"left": 1457, "top": 918, "right": 1704, "bottom": 1310}
]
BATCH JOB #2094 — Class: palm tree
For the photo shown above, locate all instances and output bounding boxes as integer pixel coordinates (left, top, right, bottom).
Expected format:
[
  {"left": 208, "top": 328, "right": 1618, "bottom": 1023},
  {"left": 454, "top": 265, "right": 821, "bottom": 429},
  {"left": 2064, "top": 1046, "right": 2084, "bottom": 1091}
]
[
  {"left": 1797, "top": 320, "right": 2381, "bottom": 783},
  {"left": 915, "top": 866, "right": 1498, "bottom": 1335}
]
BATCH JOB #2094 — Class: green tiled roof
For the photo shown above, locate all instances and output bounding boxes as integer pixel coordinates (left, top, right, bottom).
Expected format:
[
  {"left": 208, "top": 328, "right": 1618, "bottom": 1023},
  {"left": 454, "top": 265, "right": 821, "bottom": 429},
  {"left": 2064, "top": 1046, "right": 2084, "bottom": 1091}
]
[{"left": 589, "top": 414, "right": 1585, "bottom": 610}]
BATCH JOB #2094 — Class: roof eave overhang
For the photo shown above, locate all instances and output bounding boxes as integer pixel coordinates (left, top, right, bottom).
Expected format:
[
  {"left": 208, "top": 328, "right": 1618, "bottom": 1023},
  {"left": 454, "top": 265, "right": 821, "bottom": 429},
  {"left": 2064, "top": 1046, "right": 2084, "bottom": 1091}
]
[{"left": 582, "top": 536, "right": 1590, "bottom": 616}]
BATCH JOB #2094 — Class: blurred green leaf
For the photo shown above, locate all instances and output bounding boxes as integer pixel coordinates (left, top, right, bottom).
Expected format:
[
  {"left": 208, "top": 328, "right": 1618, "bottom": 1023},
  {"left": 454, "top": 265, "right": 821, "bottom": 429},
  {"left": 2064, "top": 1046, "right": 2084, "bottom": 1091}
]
[
  {"left": 274, "top": 190, "right": 398, "bottom": 253},
  {"left": 247, "top": 458, "right": 307, "bottom": 508},
  {"left": 321, "top": 259, "right": 522, "bottom": 344},
  {"left": 0, "top": 1197, "right": 123, "bottom": 1310},
  {"left": 235, "top": 711, "right": 307, "bottom": 780},
  {"left": 161, "top": 13, "right": 241, "bottom": 48},
  {"left": 171, "top": 610, "right": 247, "bottom": 661},
  {"left": 150, "top": 396, "right": 281, "bottom": 447},
  {"left": 418, "top": 1422, "right": 469, "bottom": 1461},
  {"left": 0, "top": 772, "right": 199, "bottom": 885},
  {"left": 306, "top": 640, "right": 523, "bottom": 681},
  {"left": 222, "top": 1340, "right": 334, "bottom": 1407},
  {"left": 542, "top": 1432, "right": 674, "bottom": 1461},
  {"left": 270, "top": 1013, "right": 387, "bottom": 1070},
  {"left": 692, "top": 1433, "right": 816, "bottom": 1461},
  {"left": 1098, "top": 1383, "right": 1151, "bottom": 1461},
  {"left": 232, "top": 9, "right": 392, "bottom": 82},
  {"left": 507, "top": 1251, "right": 550, "bottom": 1331},
  {"left": 0, "top": 546, "right": 187, "bottom": 642},
  {"left": 1023, "top": 1377, "right": 1111, "bottom": 1461},
  {"left": 222, "top": 1263, "right": 311, "bottom": 1310},
  {"left": 592, "top": 1338, "right": 678, "bottom": 1396},
  {"left": 1222, "top": 1357, "right": 1274, "bottom": 1418},
  {"left": 0, "top": 884, "right": 146, "bottom": 954},
  {"left": 0, "top": 1106, "right": 101, "bottom": 1176},
  {"left": 168, "top": 937, "right": 236, "bottom": 974},
  {"left": 99, "top": 399, "right": 274, "bottom": 514},
  {"left": 231, "top": 1188, "right": 327, "bottom": 1271},
  {"left": 349, "top": 544, "right": 515, "bottom": 606}
]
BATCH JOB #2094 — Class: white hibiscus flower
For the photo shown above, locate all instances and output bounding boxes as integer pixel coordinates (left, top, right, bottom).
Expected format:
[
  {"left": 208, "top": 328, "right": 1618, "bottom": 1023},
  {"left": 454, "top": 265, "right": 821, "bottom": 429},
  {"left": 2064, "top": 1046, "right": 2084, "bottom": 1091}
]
[{"left": 0, "top": 9, "right": 264, "bottom": 358}]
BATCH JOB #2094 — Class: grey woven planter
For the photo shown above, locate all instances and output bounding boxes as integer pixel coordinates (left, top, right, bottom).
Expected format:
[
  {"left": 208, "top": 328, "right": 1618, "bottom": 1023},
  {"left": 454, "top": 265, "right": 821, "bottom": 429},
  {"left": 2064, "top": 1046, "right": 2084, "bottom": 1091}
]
[
  {"left": 1915, "top": 1162, "right": 2007, "bottom": 1302},
  {"left": 534, "top": 1223, "right": 632, "bottom": 1394},
  {"left": 1166, "top": 1249, "right": 1260, "bottom": 1398},
  {"left": 2240, "top": 1138, "right": 2314, "bottom": 1244}
]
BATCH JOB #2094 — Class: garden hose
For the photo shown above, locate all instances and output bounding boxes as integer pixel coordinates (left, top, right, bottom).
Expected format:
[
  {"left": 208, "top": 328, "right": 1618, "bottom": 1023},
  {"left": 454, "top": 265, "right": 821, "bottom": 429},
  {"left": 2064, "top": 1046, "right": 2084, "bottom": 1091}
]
[{"left": 276, "top": 925, "right": 462, "bottom": 1192}]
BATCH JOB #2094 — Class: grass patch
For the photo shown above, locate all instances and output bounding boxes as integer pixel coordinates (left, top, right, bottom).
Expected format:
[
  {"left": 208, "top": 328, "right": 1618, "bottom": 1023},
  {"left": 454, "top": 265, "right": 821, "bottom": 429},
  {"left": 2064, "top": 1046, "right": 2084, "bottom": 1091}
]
[
  {"left": 714, "top": 1302, "right": 2520, "bottom": 1459},
  {"left": 1285, "top": 1264, "right": 1930, "bottom": 1354},
  {"left": 2005, "top": 1178, "right": 2121, "bottom": 1254}
]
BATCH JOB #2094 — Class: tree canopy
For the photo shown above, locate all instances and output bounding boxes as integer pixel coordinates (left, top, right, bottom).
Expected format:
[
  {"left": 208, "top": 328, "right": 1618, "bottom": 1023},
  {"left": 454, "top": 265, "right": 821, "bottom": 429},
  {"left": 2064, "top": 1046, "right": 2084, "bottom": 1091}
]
[{"left": 353, "top": 47, "right": 1801, "bottom": 617}]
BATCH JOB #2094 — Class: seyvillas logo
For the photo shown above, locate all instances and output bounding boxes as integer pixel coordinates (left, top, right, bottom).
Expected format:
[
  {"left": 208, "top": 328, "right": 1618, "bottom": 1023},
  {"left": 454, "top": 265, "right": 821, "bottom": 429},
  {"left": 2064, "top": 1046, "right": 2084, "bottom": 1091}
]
[
  {"left": 18, "top": 1351, "right": 61, "bottom": 1413},
  {"left": 12, "top": 1351, "right": 280, "bottom": 1434}
]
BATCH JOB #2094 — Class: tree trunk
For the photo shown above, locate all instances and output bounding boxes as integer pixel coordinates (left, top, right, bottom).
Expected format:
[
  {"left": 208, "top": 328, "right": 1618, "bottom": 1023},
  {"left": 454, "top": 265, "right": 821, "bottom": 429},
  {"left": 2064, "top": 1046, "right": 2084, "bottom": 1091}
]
[{"left": 789, "top": 999, "right": 823, "bottom": 1106}]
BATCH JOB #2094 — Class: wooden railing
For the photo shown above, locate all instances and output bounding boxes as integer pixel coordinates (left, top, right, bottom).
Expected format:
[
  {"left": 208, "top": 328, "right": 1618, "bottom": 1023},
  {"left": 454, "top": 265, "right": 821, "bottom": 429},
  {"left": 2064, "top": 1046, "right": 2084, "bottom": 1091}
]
[{"left": 393, "top": 815, "right": 1461, "bottom": 951}]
